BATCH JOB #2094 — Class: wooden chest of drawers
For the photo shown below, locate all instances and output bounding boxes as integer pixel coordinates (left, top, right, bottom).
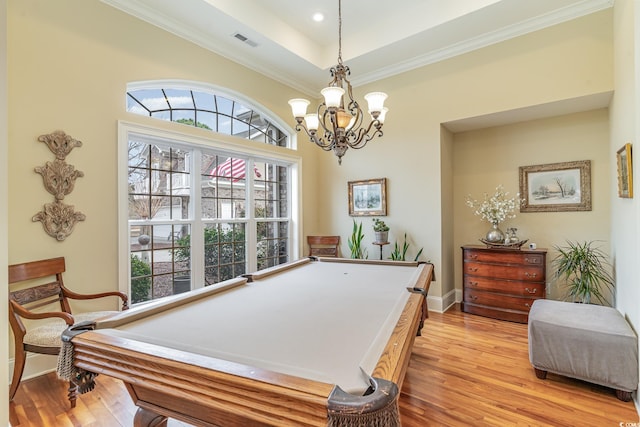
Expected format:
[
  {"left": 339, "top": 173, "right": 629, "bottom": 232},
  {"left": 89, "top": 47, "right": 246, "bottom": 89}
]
[{"left": 461, "top": 245, "right": 546, "bottom": 323}]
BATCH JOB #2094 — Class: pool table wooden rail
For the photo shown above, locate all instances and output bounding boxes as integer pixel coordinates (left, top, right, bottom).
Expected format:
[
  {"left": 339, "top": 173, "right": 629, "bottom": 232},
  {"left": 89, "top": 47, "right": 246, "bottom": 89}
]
[
  {"left": 370, "top": 261, "right": 433, "bottom": 388},
  {"left": 73, "top": 332, "right": 334, "bottom": 426},
  {"left": 63, "top": 259, "right": 434, "bottom": 426}
]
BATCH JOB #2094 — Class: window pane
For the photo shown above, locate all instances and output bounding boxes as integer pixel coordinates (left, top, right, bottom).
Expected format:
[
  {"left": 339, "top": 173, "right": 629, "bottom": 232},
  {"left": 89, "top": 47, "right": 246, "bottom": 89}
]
[
  {"left": 216, "top": 96, "right": 233, "bottom": 117},
  {"left": 129, "top": 196, "right": 149, "bottom": 220},
  {"left": 130, "top": 253, "right": 151, "bottom": 304},
  {"left": 257, "top": 221, "right": 288, "bottom": 270},
  {"left": 173, "top": 111, "right": 196, "bottom": 126},
  {"left": 254, "top": 163, "right": 287, "bottom": 218},
  {"left": 151, "top": 111, "right": 171, "bottom": 121},
  {"left": 203, "top": 223, "right": 246, "bottom": 285},
  {"left": 149, "top": 170, "right": 169, "bottom": 196},
  {"left": 249, "top": 113, "right": 268, "bottom": 130},
  {"left": 218, "top": 116, "right": 231, "bottom": 134},
  {"left": 127, "top": 89, "right": 166, "bottom": 114},
  {"left": 164, "top": 89, "right": 194, "bottom": 109},
  {"left": 233, "top": 103, "right": 251, "bottom": 119},
  {"left": 193, "top": 92, "right": 215, "bottom": 112},
  {"left": 197, "top": 111, "right": 216, "bottom": 131},
  {"left": 128, "top": 141, "right": 149, "bottom": 168},
  {"left": 232, "top": 119, "right": 249, "bottom": 138}
]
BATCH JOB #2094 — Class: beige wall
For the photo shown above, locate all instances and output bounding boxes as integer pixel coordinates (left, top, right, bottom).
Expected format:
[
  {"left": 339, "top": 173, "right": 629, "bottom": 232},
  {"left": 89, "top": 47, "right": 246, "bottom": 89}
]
[
  {"left": 611, "top": 0, "right": 640, "bottom": 402},
  {"left": 1, "top": 0, "right": 8, "bottom": 423},
  {"left": 317, "top": 10, "right": 613, "bottom": 309},
  {"left": 452, "top": 109, "right": 611, "bottom": 300}
]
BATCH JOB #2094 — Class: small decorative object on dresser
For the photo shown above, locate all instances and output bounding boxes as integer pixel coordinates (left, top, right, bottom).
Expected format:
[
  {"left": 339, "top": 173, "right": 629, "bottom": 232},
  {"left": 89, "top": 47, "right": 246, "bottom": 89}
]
[
  {"left": 461, "top": 245, "right": 546, "bottom": 323},
  {"left": 465, "top": 185, "right": 523, "bottom": 245}
]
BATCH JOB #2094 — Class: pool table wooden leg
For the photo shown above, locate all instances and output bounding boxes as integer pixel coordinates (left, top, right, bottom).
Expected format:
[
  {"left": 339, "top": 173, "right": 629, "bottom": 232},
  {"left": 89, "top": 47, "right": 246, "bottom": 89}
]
[{"left": 133, "top": 406, "right": 168, "bottom": 427}]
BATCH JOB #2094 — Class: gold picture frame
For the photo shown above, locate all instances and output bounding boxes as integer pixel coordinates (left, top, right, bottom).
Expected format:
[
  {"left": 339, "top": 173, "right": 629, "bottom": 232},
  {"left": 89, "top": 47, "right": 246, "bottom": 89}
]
[
  {"left": 519, "top": 160, "right": 591, "bottom": 212},
  {"left": 616, "top": 143, "right": 633, "bottom": 198},
  {"left": 348, "top": 178, "right": 387, "bottom": 216}
]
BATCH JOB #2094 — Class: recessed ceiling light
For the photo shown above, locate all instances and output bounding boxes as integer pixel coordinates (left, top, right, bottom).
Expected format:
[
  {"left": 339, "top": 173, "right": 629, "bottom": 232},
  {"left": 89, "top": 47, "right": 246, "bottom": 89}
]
[{"left": 312, "top": 12, "right": 324, "bottom": 22}]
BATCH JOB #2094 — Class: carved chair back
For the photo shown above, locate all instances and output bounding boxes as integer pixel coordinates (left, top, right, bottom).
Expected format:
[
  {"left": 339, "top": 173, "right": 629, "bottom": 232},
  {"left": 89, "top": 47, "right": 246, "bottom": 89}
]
[{"left": 307, "top": 236, "right": 341, "bottom": 257}]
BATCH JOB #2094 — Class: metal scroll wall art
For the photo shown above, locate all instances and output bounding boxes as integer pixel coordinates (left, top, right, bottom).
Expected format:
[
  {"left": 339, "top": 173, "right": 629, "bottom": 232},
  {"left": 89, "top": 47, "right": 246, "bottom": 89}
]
[{"left": 32, "top": 130, "right": 86, "bottom": 241}]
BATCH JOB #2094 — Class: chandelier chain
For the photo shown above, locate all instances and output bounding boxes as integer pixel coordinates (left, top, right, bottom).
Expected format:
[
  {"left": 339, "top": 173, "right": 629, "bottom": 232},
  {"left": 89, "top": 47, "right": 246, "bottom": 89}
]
[{"left": 337, "top": 0, "right": 342, "bottom": 65}]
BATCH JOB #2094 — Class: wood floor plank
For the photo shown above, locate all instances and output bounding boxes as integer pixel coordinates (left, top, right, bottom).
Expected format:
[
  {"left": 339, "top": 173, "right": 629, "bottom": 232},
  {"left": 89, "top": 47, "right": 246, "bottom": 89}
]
[{"left": 9, "top": 304, "right": 639, "bottom": 426}]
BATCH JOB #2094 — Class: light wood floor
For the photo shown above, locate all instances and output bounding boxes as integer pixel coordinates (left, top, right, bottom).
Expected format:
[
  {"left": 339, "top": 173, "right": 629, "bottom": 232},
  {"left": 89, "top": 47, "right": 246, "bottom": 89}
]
[{"left": 10, "top": 305, "right": 639, "bottom": 426}]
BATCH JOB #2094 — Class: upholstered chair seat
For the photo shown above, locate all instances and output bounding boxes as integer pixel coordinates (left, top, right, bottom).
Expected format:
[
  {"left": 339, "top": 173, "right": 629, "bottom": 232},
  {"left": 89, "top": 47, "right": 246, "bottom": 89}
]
[{"left": 23, "top": 311, "right": 118, "bottom": 348}]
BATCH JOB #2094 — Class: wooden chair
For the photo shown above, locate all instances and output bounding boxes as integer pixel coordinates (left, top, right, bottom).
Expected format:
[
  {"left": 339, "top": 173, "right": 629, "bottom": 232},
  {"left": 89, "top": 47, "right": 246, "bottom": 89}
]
[
  {"left": 8, "top": 257, "right": 128, "bottom": 407},
  {"left": 307, "top": 236, "right": 340, "bottom": 257}
]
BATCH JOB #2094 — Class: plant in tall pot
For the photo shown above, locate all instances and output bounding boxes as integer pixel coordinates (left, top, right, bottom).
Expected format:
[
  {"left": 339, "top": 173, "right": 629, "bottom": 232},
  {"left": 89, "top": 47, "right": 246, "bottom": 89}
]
[
  {"left": 372, "top": 218, "right": 389, "bottom": 243},
  {"left": 552, "top": 240, "right": 614, "bottom": 305}
]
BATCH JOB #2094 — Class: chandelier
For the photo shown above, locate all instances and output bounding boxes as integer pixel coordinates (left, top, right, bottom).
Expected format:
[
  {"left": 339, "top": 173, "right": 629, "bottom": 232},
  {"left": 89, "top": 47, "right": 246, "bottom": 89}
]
[{"left": 288, "top": 0, "right": 388, "bottom": 165}]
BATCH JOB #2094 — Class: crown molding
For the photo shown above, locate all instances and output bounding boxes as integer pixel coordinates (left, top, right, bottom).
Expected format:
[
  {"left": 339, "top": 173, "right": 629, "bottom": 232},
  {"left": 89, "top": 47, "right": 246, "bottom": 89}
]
[
  {"left": 350, "top": 0, "right": 614, "bottom": 87},
  {"left": 102, "top": 0, "right": 614, "bottom": 92}
]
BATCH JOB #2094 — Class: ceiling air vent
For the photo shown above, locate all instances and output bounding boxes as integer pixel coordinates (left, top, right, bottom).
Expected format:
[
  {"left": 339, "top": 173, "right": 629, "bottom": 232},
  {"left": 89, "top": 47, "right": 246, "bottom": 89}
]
[{"left": 233, "top": 32, "right": 258, "bottom": 48}]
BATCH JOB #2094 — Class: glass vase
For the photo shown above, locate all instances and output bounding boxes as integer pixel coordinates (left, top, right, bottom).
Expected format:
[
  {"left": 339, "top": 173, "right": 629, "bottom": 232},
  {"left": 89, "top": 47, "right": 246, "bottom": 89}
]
[{"left": 485, "top": 222, "right": 505, "bottom": 243}]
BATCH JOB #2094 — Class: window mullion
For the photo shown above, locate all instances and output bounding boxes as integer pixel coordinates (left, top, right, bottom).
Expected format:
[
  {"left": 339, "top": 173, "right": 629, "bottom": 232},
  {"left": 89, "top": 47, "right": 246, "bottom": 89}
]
[
  {"left": 191, "top": 149, "right": 205, "bottom": 289},
  {"left": 246, "top": 158, "right": 257, "bottom": 273}
]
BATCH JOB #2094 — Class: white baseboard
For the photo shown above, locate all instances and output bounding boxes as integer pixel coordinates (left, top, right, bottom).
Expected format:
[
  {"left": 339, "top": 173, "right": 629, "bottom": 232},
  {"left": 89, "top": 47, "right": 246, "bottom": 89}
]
[
  {"left": 427, "top": 289, "right": 458, "bottom": 313},
  {"left": 8, "top": 353, "right": 57, "bottom": 385}
]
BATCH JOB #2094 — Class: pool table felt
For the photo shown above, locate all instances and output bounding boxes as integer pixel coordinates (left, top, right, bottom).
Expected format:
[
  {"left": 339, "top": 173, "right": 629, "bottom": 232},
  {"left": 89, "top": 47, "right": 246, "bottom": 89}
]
[{"left": 92, "top": 259, "right": 422, "bottom": 393}]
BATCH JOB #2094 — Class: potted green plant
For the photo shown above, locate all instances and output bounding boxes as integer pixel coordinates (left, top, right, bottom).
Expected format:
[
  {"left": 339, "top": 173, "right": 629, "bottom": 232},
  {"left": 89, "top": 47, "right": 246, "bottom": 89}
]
[
  {"left": 372, "top": 218, "right": 389, "bottom": 243},
  {"left": 552, "top": 240, "right": 614, "bottom": 305},
  {"left": 348, "top": 220, "right": 368, "bottom": 259},
  {"left": 390, "top": 233, "right": 424, "bottom": 262}
]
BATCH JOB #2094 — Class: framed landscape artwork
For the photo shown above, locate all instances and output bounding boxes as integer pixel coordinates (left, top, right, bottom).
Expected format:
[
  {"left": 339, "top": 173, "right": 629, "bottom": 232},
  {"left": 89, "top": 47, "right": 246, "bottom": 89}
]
[
  {"left": 348, "top": 178, "right": 387, "bottom": 216},
  {"left": 519, "top": 160, "right": 592, "bottom": 212},
  {"left": 616, "top": 143, "right": 633, "bottom": 198}
]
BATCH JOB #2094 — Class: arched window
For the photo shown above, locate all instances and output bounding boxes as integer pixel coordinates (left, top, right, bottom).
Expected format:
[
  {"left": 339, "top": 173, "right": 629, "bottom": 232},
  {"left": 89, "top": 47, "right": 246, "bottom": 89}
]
[
  {"left": 127, "top": 81, "right": 289, "bottom": 147},
  {"left": 121, "top": 82, "right": 299, "bottom": 305}
]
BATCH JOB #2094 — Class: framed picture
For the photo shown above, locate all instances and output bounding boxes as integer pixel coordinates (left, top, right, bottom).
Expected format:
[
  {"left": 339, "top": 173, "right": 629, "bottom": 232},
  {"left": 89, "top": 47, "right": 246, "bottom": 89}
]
[
  {"left": 616, "top": 143, "right": 633, "bottom": 198},
  {"left": 348, "top": 178, "right": 387, "bottom": 216},
  {"left": 519, "top": 160, "right": 591, "bottom": 212}
]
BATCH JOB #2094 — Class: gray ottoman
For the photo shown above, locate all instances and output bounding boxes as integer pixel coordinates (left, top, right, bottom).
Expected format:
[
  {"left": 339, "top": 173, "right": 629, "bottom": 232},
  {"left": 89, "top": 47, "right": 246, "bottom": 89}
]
[{"left": 528, "top": 299, "right": 638, "bottom": 401}]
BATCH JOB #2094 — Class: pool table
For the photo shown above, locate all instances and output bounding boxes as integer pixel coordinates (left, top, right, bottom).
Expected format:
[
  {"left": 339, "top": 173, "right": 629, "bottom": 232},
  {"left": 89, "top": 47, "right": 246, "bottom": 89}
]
[{"left": 60, "top": 257, "right": 433, "bottom": 426}]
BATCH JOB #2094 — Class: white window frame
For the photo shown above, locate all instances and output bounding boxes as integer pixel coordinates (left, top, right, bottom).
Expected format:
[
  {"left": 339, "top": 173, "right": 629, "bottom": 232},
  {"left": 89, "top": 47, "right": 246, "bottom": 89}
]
[{"left": 117, "top": 120, "right": 302, "bottom": 300}]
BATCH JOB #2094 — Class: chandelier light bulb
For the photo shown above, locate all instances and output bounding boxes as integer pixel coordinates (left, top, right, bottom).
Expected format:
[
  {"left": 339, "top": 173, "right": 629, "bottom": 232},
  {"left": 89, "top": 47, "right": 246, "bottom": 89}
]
[
  {"left": 304, "top": 113, "right": 319, "bottom": 131},
  {"left": 288, "top": 98, "right": 310, "bottom": 118},
  {"left": 321, "top": 87, "right": 345, "bottom": 109},
  {"left": 364, "top": 92, "right": 388, "bottom": 113}
]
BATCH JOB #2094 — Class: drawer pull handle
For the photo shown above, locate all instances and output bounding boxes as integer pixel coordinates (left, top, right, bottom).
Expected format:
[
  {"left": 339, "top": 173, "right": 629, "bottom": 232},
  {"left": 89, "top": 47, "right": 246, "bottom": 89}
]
[
  {"left": 469, "top": 281, "right": 478, "bottom": 287},
  {"left": 525, "top": 303, "right": 531, "bottom": 308},
  {"left": 524, "top": 272, "right": 537, "bottom": 278},
  {"left": 525, "top": 287, "right": 537, "bottom": 294},
  {"left": 524, "top": 257, "right": 540, "bottom": 264},
  {"left": 470, "top": 295, "right": 478, "bottom": 301},
  {"left": 468, "top": 267, "right": 478, "bottom": 272},
  {"left": 469, "top": 254, "right": 478, "bottom": 260}
]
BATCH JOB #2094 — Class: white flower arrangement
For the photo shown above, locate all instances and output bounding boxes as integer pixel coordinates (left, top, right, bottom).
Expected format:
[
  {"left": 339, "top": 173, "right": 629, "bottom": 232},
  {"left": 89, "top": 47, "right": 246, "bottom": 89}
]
[{"left": 466, "top": 185, "right": 523, "bottom": 225}]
